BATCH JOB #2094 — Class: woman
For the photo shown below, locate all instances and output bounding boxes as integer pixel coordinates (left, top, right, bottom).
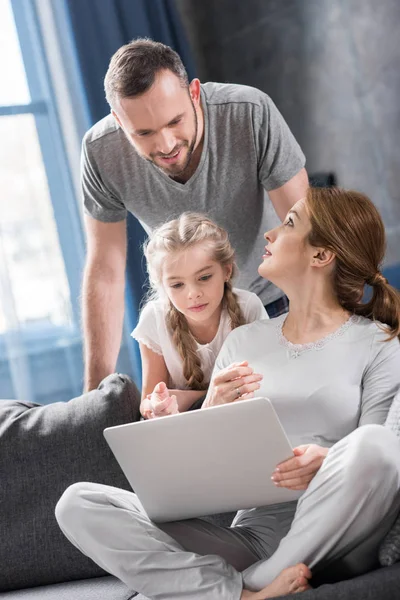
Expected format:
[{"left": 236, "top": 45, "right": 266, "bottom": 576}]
[{"left": 56, "top": 188, "right": 400, "bottom": 600}]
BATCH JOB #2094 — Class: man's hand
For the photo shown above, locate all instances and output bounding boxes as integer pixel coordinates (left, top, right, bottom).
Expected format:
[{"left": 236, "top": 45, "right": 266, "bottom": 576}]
[
  {"left": 202, "top": 361, "right": 263, "bottom": 408},
  {"left": 142, "top": 382, "right": 179, "bottom": 419},
  {"left": 271, "top": 444, "right": 329, "bottom": 490}
]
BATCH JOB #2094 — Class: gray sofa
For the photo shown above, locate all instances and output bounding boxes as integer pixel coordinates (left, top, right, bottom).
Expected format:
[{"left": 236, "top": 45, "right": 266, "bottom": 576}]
[{"left": 1, "top": 374, "right": 400, "bottom": 600}]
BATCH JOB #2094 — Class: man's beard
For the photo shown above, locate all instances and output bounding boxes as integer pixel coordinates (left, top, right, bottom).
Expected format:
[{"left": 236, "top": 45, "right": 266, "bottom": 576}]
[{"left": 148, "top": 96, "right": 198, "bottom": 177}]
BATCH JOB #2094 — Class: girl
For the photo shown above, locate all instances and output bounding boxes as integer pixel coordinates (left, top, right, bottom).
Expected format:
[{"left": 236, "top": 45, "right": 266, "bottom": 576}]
[{"left": 131, "top": 212, "right": 267, "bottom": 418}]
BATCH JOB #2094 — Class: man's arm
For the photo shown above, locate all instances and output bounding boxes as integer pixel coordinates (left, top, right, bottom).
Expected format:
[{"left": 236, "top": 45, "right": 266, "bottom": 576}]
[
  {"left": 82, "top": 215, "right": 127, "bottom": 391},
  {"left": 268, "top": 167, "right": 309, "bottom": 222},
  {"left": 252, "top": 91, "right": 309, "bottom": 220}
]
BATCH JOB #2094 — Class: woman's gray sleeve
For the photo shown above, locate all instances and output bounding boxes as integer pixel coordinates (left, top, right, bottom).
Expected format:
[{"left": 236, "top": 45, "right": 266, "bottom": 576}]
[{"left": 359, "top": 334, "right": 400, "bottom": 426}]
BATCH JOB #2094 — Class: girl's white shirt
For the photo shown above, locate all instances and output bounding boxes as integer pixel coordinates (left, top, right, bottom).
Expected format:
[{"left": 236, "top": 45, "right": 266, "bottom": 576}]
[{"left": 131, "top": 288, "right": 268, "bottom": 389}]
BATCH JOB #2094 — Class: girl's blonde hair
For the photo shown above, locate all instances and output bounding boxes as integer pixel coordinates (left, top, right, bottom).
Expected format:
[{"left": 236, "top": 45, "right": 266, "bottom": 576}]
[
  {"left": 306, "top": 187, "right": 400, "bottom": 340},
  {"left": 144, "top": 213, "right": 246, "bottom": 389}
]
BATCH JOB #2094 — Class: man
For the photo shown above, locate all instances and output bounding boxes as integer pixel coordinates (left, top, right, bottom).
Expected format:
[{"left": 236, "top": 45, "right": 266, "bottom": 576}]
[{"left": 82, "top": 38, "right": 308, "bottom": 391}]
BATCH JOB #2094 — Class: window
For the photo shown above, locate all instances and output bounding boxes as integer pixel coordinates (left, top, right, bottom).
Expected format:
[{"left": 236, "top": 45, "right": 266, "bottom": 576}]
[
  {"left": 0, "top": 1, "right": 136, "bottom": 403},
  {"left": 0, "top": 0, "right": 84, "bottom": 402}
]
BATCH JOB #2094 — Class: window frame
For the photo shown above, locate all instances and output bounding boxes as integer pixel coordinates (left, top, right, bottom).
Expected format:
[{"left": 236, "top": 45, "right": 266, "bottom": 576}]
[{"left": 4, "top": 0, "right": 85, "bottom": 327}]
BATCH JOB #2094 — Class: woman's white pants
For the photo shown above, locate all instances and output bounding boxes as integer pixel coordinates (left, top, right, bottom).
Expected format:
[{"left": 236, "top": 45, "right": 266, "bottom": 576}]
[{"left": 56, "top": 425, "right": 400, "bottom": 599}]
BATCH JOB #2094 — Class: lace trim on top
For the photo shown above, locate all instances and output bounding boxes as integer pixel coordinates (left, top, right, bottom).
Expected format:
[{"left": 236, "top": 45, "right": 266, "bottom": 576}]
[
  {"left": 277, "top": 314, "right": 360, "bottom": 358},
  {"left": 134, "top": 335, "right": 163, "bottom": 356}
]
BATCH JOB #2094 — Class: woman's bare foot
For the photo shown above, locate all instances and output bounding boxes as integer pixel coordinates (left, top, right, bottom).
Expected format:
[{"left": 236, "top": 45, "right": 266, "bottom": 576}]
[{"left": 241, "top": 563, "right": 312, "bottom": 599}]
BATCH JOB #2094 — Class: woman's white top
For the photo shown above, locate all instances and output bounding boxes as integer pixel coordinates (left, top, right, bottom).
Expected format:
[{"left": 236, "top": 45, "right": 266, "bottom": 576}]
[
  {"left": 207, "top": 314, "right": 400, "bottom": 449},
  {"left": 131, "top": 288, "right": 267, "bottom": 389}
]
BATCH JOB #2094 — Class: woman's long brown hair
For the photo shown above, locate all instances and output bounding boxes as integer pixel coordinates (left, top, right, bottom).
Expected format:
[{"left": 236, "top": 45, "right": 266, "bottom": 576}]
[{"left": 306, "top": 187, "right": 400, "bottom": 340}]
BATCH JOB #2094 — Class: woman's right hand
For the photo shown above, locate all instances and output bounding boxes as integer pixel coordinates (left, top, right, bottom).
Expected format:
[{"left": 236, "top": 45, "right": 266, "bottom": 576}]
[{"left": 203, "top": 361, "right": 263, "bottom": 408}]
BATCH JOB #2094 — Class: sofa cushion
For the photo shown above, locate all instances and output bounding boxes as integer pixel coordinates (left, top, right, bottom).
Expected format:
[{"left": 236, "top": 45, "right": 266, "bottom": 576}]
[
  {"left": 0, "top": 576, "right": 135, "bottom": 599},
  {"left": 0, "top": 374, "right": 140, "bottom": 592},
  {"left": 379, "top": 389, "right": 400, "bottom": 567},
  {"left": 2, "top": 565, "right": 400, "bottom": 600},
  {"left": 289, "top": 564, "right": 400, "bottom": 599}
]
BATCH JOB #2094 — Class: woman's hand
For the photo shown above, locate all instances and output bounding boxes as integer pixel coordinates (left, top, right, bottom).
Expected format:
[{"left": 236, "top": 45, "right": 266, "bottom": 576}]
[
  {"left": 271, "top": 444, "right": 329, "bottom": 490},
  {"left": 203, "top": 361, "right": 263, "bottom": 408},
  {"left": 141, "top": 382, "right": 179, "bottom": 419}
]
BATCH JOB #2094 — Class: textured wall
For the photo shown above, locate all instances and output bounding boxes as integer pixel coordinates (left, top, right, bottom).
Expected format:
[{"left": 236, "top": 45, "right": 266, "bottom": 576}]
[{"left": 176, "top": 0, "right": 400, "bottom": 266}]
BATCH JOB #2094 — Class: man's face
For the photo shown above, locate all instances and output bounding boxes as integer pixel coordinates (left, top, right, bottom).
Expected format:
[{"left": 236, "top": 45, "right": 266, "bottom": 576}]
[{"left": 112, "top": 70, "right": 200, "bottom": 177}]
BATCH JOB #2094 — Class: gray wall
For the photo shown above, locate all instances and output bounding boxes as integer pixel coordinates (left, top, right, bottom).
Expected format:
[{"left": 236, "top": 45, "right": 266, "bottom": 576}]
[{"left": 176, "top": 0, "right": 400, "bottom": 267}]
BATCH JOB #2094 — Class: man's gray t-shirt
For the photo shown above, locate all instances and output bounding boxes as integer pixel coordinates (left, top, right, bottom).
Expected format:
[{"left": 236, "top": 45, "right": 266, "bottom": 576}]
[{"left": 82, "top": 82, "right": 306, "bottom": 306}]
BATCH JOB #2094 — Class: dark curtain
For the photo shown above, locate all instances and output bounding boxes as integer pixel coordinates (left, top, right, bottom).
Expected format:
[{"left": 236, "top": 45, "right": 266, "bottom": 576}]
[{"left": 65, "top": 0, "right": 196, "bottom": 374}]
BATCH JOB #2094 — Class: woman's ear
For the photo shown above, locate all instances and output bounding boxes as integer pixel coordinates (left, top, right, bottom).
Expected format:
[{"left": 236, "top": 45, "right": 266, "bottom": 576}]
[{"left": 311, "top": 248, "right": 335, "bottom": 268}]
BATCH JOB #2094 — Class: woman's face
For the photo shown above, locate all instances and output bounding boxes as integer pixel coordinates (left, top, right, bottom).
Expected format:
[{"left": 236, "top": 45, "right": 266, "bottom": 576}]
[{"left": 258, "top": 198, "right": 315, "bottom": 286}]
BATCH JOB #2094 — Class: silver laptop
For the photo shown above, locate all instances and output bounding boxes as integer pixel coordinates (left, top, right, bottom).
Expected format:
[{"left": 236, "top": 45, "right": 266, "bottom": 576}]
[{"left": 104, "top": 397, "right": 300, "bottom": 522}]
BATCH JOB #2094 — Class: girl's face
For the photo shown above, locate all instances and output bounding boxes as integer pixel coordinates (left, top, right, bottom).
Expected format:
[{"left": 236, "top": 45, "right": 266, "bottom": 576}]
[
  {"left": 258, "top": 198, "right": 315, "bottom": 287},
  {"left": 162, "top": 242, "right": 232, "bottom": 327}
]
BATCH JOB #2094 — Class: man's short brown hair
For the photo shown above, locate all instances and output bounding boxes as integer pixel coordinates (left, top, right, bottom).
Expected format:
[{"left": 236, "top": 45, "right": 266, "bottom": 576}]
[{"left": 104, "top": 38, "right": 189, "bottom": 108}]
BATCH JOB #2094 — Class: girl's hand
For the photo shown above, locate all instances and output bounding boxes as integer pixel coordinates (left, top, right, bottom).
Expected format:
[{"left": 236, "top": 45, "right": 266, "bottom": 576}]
[
  {"left": 145, "top": 382, "right": 179, "bottom": 419},
  {"left": 203, "top": 361, "right": 263, "bottom": 408},
  {"left": 271, "top": 444, "right": 329, "bottom": 490},
  {"left": 141, "top": 396, "right": 153, "bottom": 419}
]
